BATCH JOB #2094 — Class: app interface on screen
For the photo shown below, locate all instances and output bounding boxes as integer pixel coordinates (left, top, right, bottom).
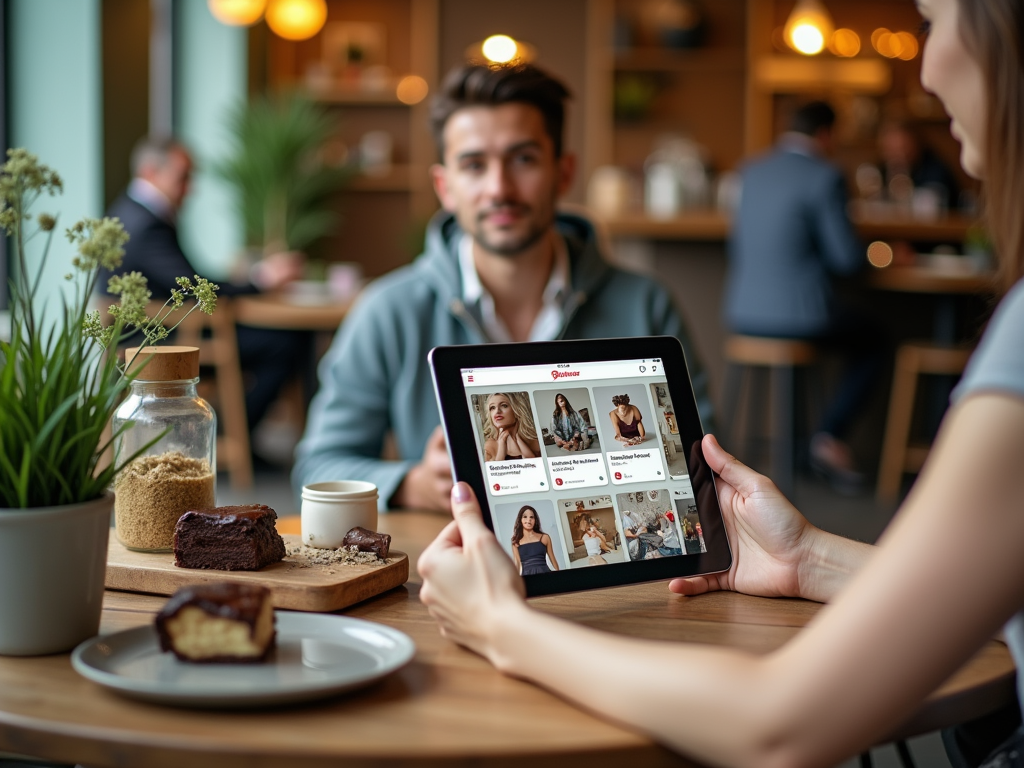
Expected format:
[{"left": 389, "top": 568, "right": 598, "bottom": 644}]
[{"left": 461, "top": 358, "right": 708, "bottom": 574}]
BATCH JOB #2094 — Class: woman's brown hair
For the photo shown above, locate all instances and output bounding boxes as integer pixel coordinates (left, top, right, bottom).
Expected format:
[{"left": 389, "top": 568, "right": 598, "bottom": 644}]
[{"left": 956, "top": 0, "right": 1024, "bottom": 291}]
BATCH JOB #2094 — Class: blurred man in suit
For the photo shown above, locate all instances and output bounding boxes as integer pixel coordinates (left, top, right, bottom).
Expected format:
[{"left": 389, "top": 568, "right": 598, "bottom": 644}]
[
  {"left": 100, "top": 137, "right": 307, "bottom": 438},
  {"left": 725, "top": 101, "right": 883, "bottom": 490}
]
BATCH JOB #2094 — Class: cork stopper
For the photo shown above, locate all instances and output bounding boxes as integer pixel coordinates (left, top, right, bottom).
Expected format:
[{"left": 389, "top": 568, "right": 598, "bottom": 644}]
[{"left": 124, "top": 346, "right": 200, "bottom": 381}]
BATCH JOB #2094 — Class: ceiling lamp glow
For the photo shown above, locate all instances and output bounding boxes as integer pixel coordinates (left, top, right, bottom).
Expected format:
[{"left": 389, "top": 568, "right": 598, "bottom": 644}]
[
  {"left": 482, "top": 35, "right": 518, "bottom": 64},
  {"left": 829, "top": 28, "right": 861, "bottom": 57},
  {"left": 894, "top": 31, "right": 919, "bottom": 60},
  {"left": 465, "top": 35, "right": 536, "bottom": 66},
  {"left": 396, "top": 75, "right": 429, "bottom": 105},
  {"left": 265, "top": 0, "right": 327, "bottom": 41},
  {"left": 208, "top": 0, "right": 266, "bottom": 26},
  {"left": 783, "top": 0, "right": 834, "bottom": 56}
]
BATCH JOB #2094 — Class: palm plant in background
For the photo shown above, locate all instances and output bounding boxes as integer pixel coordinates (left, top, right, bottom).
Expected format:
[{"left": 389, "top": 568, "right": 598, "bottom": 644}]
[{"left": 214, "top": 94, "right": 351, "bottom": 255}]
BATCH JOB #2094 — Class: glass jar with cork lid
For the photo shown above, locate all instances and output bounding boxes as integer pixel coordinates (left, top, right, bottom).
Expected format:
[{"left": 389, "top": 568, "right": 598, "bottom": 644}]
[{"left": 112, "top": 346, "right": 216, "bottom": 552}]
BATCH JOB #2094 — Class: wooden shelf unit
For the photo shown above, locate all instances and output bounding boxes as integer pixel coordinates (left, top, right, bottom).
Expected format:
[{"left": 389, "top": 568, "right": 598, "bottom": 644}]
[
  {"left": 259, "top": 0, "right": 439, "bottom": 278},
  {"left": 600, "top": 210, "right": 974, "bottom": 245}
]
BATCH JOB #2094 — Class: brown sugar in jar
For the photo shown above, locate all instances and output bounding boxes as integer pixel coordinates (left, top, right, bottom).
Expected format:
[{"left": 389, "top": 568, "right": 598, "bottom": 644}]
[{"left": 115, "top": 451, "right": 215, "bottom": 551}]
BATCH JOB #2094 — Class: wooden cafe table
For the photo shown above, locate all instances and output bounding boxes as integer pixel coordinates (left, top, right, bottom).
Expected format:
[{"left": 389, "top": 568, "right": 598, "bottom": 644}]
[{"left": 0, "top": 512, "right": 1014, "bottom": 768}]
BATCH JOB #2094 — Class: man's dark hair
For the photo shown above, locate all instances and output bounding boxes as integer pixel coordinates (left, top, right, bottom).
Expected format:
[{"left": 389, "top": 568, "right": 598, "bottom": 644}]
[
  {"left": 790, "top": 101, "right": 836, "bottom": 137},
  {"left": 430, "top": 64, "right": 571, "bottom": 160}
]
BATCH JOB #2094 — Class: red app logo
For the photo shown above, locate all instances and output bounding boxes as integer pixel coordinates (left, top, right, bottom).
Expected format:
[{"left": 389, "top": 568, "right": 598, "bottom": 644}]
[
  {"left": 493, "top": 483, "right": 500, "bottom": 491},
  {"left": 555, "top": 477, "right": 563, "bottom": 486},
  {"left": 614, "top": 472, "right": 622, "bottom": 480}
]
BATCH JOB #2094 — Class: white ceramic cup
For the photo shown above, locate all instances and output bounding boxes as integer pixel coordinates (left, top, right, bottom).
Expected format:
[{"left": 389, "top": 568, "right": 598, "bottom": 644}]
[{"left": 301, "top": 481, "right": 379, "bottom": 549}]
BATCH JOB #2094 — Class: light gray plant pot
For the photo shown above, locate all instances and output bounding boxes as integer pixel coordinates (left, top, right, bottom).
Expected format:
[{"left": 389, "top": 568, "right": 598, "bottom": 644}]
[{"left": 0, "top": 492, "right": 112, "bottom": 655}]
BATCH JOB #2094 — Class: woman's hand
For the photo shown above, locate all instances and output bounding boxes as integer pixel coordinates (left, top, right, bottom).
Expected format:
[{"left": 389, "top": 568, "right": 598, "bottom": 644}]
[
  {"left": 669, "top": 435, "right": 818, "bottom": 600},
  {"left": 419, "top": 484, "right": 528, "bottom": 663}
]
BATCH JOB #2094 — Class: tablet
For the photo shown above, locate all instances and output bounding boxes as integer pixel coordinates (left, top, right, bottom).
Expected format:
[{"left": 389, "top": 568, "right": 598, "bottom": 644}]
[{"left": 429, "top": 336, "right": 731, "bottom": 597}]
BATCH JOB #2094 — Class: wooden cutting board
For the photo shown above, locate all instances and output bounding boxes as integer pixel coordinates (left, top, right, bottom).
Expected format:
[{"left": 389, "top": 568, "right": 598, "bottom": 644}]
[{"left": 105, "top": 532, "right": 408, "bottom": 612}]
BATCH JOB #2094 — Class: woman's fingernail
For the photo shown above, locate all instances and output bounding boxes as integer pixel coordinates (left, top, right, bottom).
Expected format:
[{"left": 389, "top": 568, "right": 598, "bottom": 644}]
[{"left": 452, "top": 482, "right": 472, "bottom": 503}]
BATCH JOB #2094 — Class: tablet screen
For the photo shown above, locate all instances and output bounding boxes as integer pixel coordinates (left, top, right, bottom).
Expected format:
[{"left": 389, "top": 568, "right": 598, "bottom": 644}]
[{"left": 459, "top": 357, "right": 708, "bottom": 573}]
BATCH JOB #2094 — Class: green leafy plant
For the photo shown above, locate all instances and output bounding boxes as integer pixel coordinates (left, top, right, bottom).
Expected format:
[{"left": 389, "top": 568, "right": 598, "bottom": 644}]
[
  {"left": 0, "top": 148, "right": 218, "bottom": 509},
  {"left": 214, "top": 94, "right": 352, "bottom": 254}
]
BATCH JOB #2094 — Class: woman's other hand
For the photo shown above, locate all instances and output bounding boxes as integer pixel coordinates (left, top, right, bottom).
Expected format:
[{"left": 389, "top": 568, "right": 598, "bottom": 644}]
[
  {"left": 669, "top": 435, "right": 820, "bottom": 601},
  {"left": 419, "top": 483, "right": 528, "bottom": 662}
]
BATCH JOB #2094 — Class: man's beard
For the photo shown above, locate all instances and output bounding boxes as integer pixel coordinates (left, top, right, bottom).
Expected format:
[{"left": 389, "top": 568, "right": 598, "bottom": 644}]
[{"left": 472, "top": 201, "right": 555, "bottom": 257}]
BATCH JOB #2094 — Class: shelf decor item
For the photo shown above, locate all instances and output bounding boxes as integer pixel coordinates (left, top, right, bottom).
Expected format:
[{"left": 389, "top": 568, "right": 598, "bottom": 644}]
[{"left": 0, "top": 148, "right": 219, "bottom": 655}]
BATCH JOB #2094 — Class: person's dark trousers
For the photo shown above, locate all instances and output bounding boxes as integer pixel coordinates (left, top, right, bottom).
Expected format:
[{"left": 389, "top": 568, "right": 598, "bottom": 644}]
[
  {"left": 236, "top": 326, "right": 314, "bottom": 433},
  {"left": 943, "top": 698, "right": 1023, "bottom": 768},
  {"left": 733, "top": 307, "right": 887, "bottom": 443},
  {"left": 809, "top": 307, "right": 888, "bottom": 441}
]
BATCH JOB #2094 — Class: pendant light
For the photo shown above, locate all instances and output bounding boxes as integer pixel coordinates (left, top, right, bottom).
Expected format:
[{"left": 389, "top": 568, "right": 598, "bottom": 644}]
[
  {"left": 265, "top": 0, "right": 327, "bottom": 41},
  {"left": 783, "top": 0, "right": 834, "bottom": 56},
  {"left": 208, "top": 0, "right": 267, "bottom": 26}
]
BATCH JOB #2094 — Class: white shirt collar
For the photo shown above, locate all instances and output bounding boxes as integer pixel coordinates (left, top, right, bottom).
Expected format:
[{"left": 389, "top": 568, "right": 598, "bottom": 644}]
[
  {"left": 458, "top": 232, "right": 570, "bottom": 343},
  {"left": 127, "top": 178, "right": 176, "bottom": 223}
]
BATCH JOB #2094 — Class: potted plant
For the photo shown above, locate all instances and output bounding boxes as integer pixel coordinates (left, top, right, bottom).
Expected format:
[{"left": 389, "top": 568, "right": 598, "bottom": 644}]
[
  {"left": 0, "top": 149, "right": 217, "bottom": 655},
  {"left": 214, "top": 94, "right": 352, "bottom": 260}
]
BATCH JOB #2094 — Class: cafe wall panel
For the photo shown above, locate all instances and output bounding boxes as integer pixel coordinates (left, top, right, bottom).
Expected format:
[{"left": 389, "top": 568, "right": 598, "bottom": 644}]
[{"left": 8, "top": 0, "right": 103, "bottom": 323}]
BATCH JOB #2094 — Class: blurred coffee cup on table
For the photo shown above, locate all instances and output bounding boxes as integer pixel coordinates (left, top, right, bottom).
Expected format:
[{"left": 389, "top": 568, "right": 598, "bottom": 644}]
[{"left": 301, "top": 481, "right": 379, "bottom": 549}]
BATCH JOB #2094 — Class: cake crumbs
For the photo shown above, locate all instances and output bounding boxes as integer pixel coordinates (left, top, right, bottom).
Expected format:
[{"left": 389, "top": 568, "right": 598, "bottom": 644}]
[{"left": 285, "top": 543, "right": 390, "bottom": 568}]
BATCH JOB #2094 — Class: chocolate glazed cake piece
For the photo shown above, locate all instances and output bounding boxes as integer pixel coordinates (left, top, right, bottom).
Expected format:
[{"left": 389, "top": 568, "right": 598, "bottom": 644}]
[
  {"left": 174, "top": 504, "right": 287, "bottom": 570},
  {"left": 156, "top": 582, "right": 275, "bottom": 663},
  {"left": 342, "top": 526, "right": 392, "bottom": 560}
]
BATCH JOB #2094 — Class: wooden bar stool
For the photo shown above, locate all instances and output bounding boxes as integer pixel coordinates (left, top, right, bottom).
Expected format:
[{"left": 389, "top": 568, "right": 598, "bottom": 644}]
[
  {"left": 722, "top": 335, "right": 819, "bottom": 498},
  {"left": 876, "top": 341, "right": 972, "bottom": 502},
  {"left": 171, "top": 298, "right": 254, "bottom": 490}
]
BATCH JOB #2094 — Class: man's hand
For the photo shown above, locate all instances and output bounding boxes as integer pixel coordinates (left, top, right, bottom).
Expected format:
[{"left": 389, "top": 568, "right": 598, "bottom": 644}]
[
  {"left": 668, "top": 435, "right": 815, "bottom": 600},
  {"left": 392, "top": 426, "right": 453, "bottom": 513},
  {"left": 251, "top": 251, "right": 305, "bottom": 291}
]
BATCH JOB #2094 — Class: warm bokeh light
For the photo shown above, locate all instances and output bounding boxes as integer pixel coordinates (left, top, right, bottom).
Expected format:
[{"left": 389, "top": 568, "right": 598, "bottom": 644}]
[
  {"left": 265, "top": 0, "right": 327, "bottom": 41},
  {"left": 867, "top": 241, "right": 894, "bottom": 268},
  {"left": 396, "top": 75, "right": 429, "bottom": 105},
  {"left": 829, "top": 28, "right": 861, "bottom": 57},
  {"left": 771, "top": 26, "right": 788, "bottom": 52},
  {"left": 872, "top": 28, "right": 897, "bottom": 57},
  {"left": 783, "top": 0, "right": 833, "bottom": 57},
  {"left": 871, "top": 28, "right": 891, "bottom": 49},
  {"left": 208, "top": 0, "right": 266, "bottom": 26},
  {"left": 482, "top": 35, "right": 518, "bottom": 64},
  {"left": 895, "top": 31, "right": 919, "bottom": 60},
  {"left": 791, "top": 24, "right": 825, "bottom": 55}
]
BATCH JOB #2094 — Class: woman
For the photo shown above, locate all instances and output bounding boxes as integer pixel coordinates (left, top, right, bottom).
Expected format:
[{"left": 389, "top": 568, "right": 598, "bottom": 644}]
[
  {"left": 550, "top": 393, "right": 591, "bottom": 451},
  {"left": 510, "top": 506, "right": 560, "bottom": 576},
  {"left": 582, "top": 524, "right": 609, "bottom": 565},
  {"left": 419, "top": 2, "right": 1024, "bottom": 764},
  {"left": 657, "top": 513, "right": 683, "bottom": 557},
  {"left": 582, "top": 523, "right": 612, "bottom": 554},
  {"left": 481, "top": 392, "right": 540, "bottom": 462},
  {"left": 608, "top": 394, "right": 645, "bottom": 446}
]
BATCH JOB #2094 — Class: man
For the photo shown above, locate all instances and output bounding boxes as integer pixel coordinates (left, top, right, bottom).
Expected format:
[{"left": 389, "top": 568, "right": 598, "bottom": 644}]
[
  {"left": 293, "top": 64, "right": 712, "bottom": 513},
  {"left": 724, "top": 101, "right": 882, "bottom": 487},
  {"left": 99, "top": 137, "right": 307, "bottom": 435}
]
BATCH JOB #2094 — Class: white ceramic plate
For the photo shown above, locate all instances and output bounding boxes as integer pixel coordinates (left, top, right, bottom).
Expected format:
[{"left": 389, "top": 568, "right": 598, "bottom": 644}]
[{"left": 71, "top": 612, "right": 415, "bottom": 708}]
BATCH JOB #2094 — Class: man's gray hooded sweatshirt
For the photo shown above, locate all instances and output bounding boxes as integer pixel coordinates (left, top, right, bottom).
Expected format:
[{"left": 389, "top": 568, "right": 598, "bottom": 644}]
[{"left": 293, "top": 211, "right": 713, "bottom": 510}]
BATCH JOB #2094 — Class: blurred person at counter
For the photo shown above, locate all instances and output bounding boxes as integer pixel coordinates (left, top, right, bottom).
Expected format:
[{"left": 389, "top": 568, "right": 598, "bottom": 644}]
[
  {"left": 97, "top": 137, "right": 310, "bottom": 439},
  {"left": 293, "top": 63, "right": 713, "bottom": 514},
  {"left": 724, "top": 101, "right": 884, "bottom": 491},
  {"left": 878, "top": 117, "right": 962, "bottom": 213}
]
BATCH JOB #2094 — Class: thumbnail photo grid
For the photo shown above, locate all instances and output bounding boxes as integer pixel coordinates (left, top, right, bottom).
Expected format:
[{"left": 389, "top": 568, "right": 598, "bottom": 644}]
[
  {"left": 466, "top": 380, "right": 691, "bottom": 498},
  {"left": 489, "top": 486, "right": 708, "bottom": 573}
]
